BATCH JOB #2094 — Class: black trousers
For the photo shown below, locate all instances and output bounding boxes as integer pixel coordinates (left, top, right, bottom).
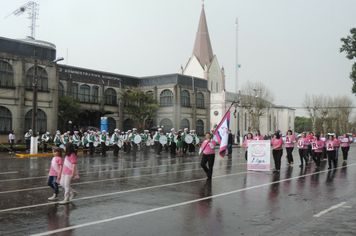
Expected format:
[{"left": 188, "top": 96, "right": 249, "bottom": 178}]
[
  {"left": 286, "top": 147, "right": 294, "bottom": 164},
  {"left": 155, "top": 142, "right": 162, "bottom": 155},
  {"left": 73, "top": 144, "right": 78, "bottom": 155},
  {"left": 127, "top": 142, "right": 132, "bottom": 154},
  {"left": 101, "top": 142, "right": 106, "bottom": 156},
  {"left": 132, "top": 143, "right": 138, "bottom": 156},
  {"left": 143, "top": 145, "right": 149, "bottom": 156},
  {"left": 183, "top": 141, "right": 188, "bottom": 154},
  {"left": 26, "top": 139, "right": 30, "bottom": 150},
  {"left": 113, "top": 144, "right": 119, "bottom": 156},
  {"left": 245, "top": 151, "right": 248, "bottom": 161},
  {"left": 298, "top": 149, "right": 308, "bottom": 165},
  {"left": 123, "top": 142, "right": 127, "bottom": 152},
  {"left": 170, "top": 142, "right": 176, "bottom": 155},
  {"left": 312, "top": 151, "right": 322, "bottom": 167},
  {"left": 89, "top": 142, "right": 94, "bottom": 156},
  {"left": 341, "top": 146, "right": 350, "bottom": 160},
  {"left": 201, "top": 154, "right": 215, "bottom": 179},
  {"left": 83, "top": 144, "right": 88, "bottom": 154},
  {"left": 189, "top": 143, "right": 195, "bottom": 153},
  {"left": 272, "top": 149, "right": 283, "bottom": 170},
  {"left": 327, "top": 151, "right": 337, "bottom": 169},
  {"left": 43, "top": 142, "right": 48, "bottom": 152}
]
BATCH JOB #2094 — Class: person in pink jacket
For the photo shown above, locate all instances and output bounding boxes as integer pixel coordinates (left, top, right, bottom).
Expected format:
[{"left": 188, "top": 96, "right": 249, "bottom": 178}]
[
  {"left": 254, "top": 130, "right": 264, "bottom": 141},
  {"left": 271, "top": 132, "right": 283, "bottom": 173},
  {"left": 297, "top": 133, "right": 310, "bottom": 167},
  {"left": 311, "top": 134, "right": 324, "bottom": 169},
  {"left": 199, "top": 133, "right": 216, "bottom": 181},
  {"left": 243, "top": 133, "right": 253, "bottom": 161},
  {"left": 340, "top": 133, "right": 351, "bottom": 164},
  {"left": 284, "top": 130, "right": 296, "bottom": 166}
]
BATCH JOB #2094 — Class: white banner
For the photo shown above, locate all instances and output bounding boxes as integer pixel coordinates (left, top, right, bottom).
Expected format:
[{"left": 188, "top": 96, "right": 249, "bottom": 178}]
[{"left": 247, "top": 140, "right": 270, "bottom": 171}]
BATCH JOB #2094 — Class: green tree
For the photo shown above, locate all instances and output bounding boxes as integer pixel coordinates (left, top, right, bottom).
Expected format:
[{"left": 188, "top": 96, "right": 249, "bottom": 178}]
[
  {"left": 340, "top": 28, "right": 356, "bottom": 93},
  {"left": 294, "top": 116, "right": 311, "bottom": 133},
  {"left": 58, "top": 95, "right": 83, "bottom": 131},
  {"left": 121, "top": 89, "right": 159, "bottom": 132}
]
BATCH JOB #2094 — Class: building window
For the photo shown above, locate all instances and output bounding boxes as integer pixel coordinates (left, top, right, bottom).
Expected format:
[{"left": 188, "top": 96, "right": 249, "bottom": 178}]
[
  {"left": 196, "top": 120, "right": 204, "bottom": 136},
  {"left": 123, "top": 118, "right": 133, "bottom": 132},
  {"left": 196, "top": 92, "right": 204, "bottom": 108},
  {"left": 92, "top": 86, "right": 99, "bottom": 103},
  {"left": 214, "top": 110, "right": 219, "bottom": 116},
  {"left": 107, "top": 117, "right": 116, "bottom": 134},
  {"left": 58, "top": 82, "right": 65, "bottom": 97},
  {"left": 123, "top": 90, "right": 131, "bottom": 107},
  {"left": 0, "top": 106, "right": 12, "bottom": 133},
  {"left": 146, "top": 91, "right": 154, "bottom": 97},
  {"left": 0, "top": 61, "right": 14, "bottom": 87},
  {"left": 160, "top": 118, "right": 173, "bottom": 134},
  {"left": 181, "top": 118, "right": 190, "bottom": 131},
  {"left": 79, "top": 85, "right": 90, "bottom": 103},
  {"left": 72, "top": 83, "right": 78, "bottom": 100},
  {"left": 216, "top": 82, "right": 218, "bottom": 92},
  {"left": 181, "top": 90, "right": 190, "bottom": 107},
  {"left": 25, "top": 109, "right": 47, "bottom": 133},
  {"left": 105, "top": 88, "right": 117, "bottom": 105},
  {"left": 160, "top": 89, "right": 173, "bottom": 106},
  {"left": 26, "top": 66, "right": 48, "bottom": 90}
]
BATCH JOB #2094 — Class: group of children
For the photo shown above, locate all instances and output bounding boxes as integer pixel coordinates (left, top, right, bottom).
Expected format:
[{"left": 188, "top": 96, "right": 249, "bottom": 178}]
[{"left": 47, "top": 143, "right": 79, "bottom": 204}]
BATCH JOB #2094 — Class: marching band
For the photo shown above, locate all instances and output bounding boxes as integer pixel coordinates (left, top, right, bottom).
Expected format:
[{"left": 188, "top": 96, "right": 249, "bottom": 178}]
[{"left": 24, "top": 127, "right": 203, "bottom": 156}]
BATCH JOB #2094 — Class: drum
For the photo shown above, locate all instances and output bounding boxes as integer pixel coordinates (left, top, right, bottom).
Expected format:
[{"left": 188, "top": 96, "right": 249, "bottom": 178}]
[
  {"left": 105, "top": 140, "right": 110, "bottom": 146},
  {"left": 174, "top": 135, "right": 178, "bottom": 143},
  {"left": 109, "top": 138, "right": 113, "bottom": 145},
  {"left": 185, "top": 134, "right": 193, "bottom": 144},
  {"left": 94, "top": 141, "right": 99, "bottom": 147},
  {"left": 159, "top": 136, "right": 167, "bottom": 145},
  {"left": 86, "top": 143, "right": 89, "bottom": 147},
  {"left": 146, "top": 140, "right": 151, "bottom": 146},
  {"left": 59, "top": 144, "right": 64, "bottom": 149},
  {"left": 195, "top": 137, "right": 200, "bottom": 145},
  {"left": 150, "top": 139, "right": 155, "bottom": 146},
  {"left": 117, "top": 140, "right": 122, "bottom": 148},
  {"left": 134, "top": 135, "right": 142, "bottom": 144}
]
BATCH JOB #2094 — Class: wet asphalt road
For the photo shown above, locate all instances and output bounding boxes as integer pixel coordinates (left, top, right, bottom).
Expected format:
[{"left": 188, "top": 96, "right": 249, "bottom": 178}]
[{"left": 0, "top": 146, "right": 356, "bottom": 236}]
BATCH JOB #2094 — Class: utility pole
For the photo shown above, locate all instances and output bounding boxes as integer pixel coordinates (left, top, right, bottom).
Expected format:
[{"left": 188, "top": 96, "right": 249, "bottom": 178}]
[{"left": 30, "top": 51, "right": 38, "bottom": 154}]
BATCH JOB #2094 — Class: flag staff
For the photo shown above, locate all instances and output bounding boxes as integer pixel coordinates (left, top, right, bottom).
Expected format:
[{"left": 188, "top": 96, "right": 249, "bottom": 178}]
[{"left": 213, "top": 101, "right": 236, "bottom": 133}]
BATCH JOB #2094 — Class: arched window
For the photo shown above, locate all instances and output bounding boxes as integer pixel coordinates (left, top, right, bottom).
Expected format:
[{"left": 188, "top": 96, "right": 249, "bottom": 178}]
[
  {"left": 181, "top": 90, "right": 190, "bottom": 107},
  {"left": 25, "top": 109, "right": 47, "bottom": 133},
  {"left": 123, "top": 118, "right": 133, "bottom": 132},
  {"left": 181, "top": 118, "right": 190, "bottom": 131},
  {"left": 26, "top": 66, "right": 48, "bottom": 90},
  {"left": 107, "top": 117, "right": 116, "bottom": 134},
  {"left": 58, "top": 82, "right": 65, "bottom": 97},
  {"left": 0, "top": 61, "right": 14, "bottom": 87},
  {"left": 196, "top": 120, "right": 204, "bottom": 136},
  {"left": 160, "top": 118, "right": 173, "bottom": 134},
  {"left": 196, "top": 92, "right": 204, "bottom": 108},
  {"left": 0, "top": 106, "right": 12, "bottom": 132},
  {"left": 105, "top": 88, "right": 117, "bottom": 105},
  {"left": 160, "top": 89, "right": 173, "bottom": 106},
  {"left": 146, "top": 91, "right": 154, "bottom": 97},
  {"left": 72, "top": 83, "right": 78, "bottom": 100},
  {"left": 92, "top": 86, "right": 99, "bottom": 103},
  {"left": 79, "top": 85, "right": 90, "bottom": 102}
]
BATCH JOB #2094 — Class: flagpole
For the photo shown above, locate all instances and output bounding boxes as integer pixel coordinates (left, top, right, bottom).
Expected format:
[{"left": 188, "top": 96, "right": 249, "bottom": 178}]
[{"left": 213, "top": 101, "right": 236, "bottom": 133}]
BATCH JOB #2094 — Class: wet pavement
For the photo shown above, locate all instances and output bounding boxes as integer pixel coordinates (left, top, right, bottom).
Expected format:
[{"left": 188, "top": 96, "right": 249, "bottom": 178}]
[{"left": 1, "top": 147, "right": 356, "bottom": 236}]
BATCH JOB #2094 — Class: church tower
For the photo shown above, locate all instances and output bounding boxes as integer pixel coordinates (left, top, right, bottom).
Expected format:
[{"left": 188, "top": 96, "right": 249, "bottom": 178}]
[{"left": 181, "top": 2, "right": 225, "bottom": 93}]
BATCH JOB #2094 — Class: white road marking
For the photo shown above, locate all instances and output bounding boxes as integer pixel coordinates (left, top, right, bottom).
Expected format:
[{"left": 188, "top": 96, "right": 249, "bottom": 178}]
[
  {"left": 0, "top": 171, "right": 18, "bottom": 175},
  {"left": 313, "top": 202, "right": 347, "bottom": 217},
  {"left": 29, "top": 166, "right": 353, "bottom": 236},
  {"left": 0, "top": 162, "right": 247, "bottom": 194}
]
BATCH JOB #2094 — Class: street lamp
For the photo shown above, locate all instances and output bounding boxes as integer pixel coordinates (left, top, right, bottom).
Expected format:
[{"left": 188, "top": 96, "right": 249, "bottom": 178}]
[{"left": 30, "top": 53, "right": 64, "bottom": 154}]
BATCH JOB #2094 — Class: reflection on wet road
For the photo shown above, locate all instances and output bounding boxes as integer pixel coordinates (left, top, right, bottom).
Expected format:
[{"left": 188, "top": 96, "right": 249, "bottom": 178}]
[{"left": 1, "top": 147, "right": 356, "bottom": 235}]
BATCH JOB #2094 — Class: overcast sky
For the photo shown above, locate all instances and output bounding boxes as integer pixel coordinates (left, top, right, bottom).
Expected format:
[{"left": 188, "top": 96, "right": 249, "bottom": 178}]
[{"left": 2, "top": 0, "right": 356, "bottom": 117}]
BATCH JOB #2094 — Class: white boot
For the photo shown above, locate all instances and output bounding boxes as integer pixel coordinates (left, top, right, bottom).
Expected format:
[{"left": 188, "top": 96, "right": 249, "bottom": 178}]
[{"left": 48, "top": 194, "right": 58, "bottom": 201}]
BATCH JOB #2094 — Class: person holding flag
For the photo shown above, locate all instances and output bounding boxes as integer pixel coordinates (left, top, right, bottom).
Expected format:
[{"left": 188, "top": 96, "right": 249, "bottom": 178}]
[
  {"left": 213, "top": 104, "right": 232, "bottom": 158},
  {"left": 199, "top": 133, "right": 216, "bottom": 181}
]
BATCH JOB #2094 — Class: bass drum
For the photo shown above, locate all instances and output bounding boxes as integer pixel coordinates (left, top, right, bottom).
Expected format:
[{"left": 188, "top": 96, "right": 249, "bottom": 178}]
[
  {"left": 150, "top": 139, "right": 155, "bottom": 146},
  {"left": 117, "top": 140, "right": 122, "bottom": 148},
  {"left": 146, "top": 140, "right": 151, "bottom": 146},
  {"left": 134, "top": 135, "right": 142, "bottom": 144},
  {"left": 105, "top": 140, "right": 110, "bottom": 146},
  {"left": 159, "top": 136, "right": 167, "bottom": 145},
  {"left": 185, "top": 134, "right": 193, "bottom": 144},
  {"left": 195, "top": 137, "right": 201, "bottom": 145},
  {"left": 174, "top": 135, "right": 178, "bottom": 143},
  {"left": 94, "top": 141, "right": 99, "bottom": 147}
]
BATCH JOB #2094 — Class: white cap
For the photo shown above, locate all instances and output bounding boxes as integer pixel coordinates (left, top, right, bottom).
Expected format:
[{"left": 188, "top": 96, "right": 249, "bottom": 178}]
[
  {"left": 133, "top": 128, "right": 137, "bottom": 131},
  {"left": 74, "top": 131, "right": 79, "bottom": 133},
  {"left": 67, "top": 131, "right": 70, "bottom": 133},
  {"left": 184, "top": 128, "right": 188, "bottom": 131},
  {"left": 29, "top": 129, "right": 32, "bottom": 131},
  {"left": 102, "top": 130, "right": 106, "bottom": 133},
  {"left": 121, "top": 132, "right": 124, "bottom": 134},
  {"left": 128, "top": 130, "right": 132, "bottom": 132},
  {"left": 46, "top": 132, "right": 50, "bottom": 134},
  {"left": 158, "top": 128, "right": 162, "bottom": 131},
  {"left": 171, "top": 128, "right": 175, "bottom": 131}
]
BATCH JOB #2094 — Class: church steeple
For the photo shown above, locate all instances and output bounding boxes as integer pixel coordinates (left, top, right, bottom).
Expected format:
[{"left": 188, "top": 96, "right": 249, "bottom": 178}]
[{"left": 192, "top": 3, "right": 214, "bottom": 68}]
